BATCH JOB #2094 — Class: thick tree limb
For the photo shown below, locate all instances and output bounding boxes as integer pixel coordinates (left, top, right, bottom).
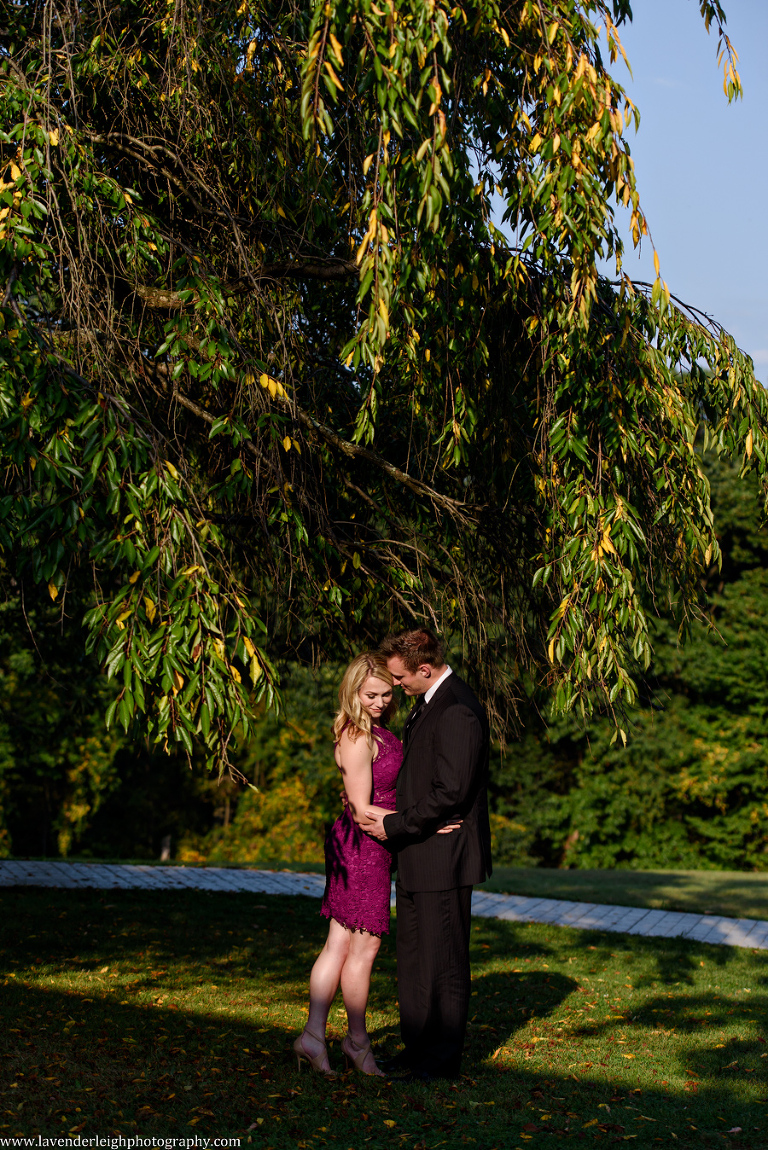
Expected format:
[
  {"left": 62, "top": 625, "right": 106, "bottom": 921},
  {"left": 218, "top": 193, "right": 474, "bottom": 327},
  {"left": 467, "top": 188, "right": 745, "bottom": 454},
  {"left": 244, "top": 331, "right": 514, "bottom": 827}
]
[
  {"left": 171, "top": 387, "right": 475, "bottom": 522},
  {"left": 171, "top": 390, "right": 420, "bottom": 617},
  {"left": 287, "top": 401, "right": 478, "bottom": 521},
  {"left": 135, "top": 259, "right": 357, "bottom": 309}
]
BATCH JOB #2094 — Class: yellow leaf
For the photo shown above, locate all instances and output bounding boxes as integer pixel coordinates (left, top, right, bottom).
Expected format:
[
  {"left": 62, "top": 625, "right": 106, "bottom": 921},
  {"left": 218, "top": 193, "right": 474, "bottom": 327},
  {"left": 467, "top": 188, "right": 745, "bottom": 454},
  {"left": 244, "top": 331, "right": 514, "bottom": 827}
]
[
  {"left": 213, "top": 638, "right": 226, "bottom": 659},
  {"left": 10, "top": 162, "right": 21, "bottom": 181},
  {"left": 653, "top": 250, "right": 660, "bottom": 277},
  {"left": 329, "top": 33, "right": 344, "bottom": 66},
  {"left": 230, "top": 664, "right": 242, "bottom": 683},
  {"left": 128, "top": 571, "right": 141, "bottom": 584},
  {"left": 48, "top": 128, "right": 59, "bottom": 146},
  {"left": 323, "top": 60, "right": 344, "bottom": 91},
  {"left": 48, "top": 581, "right": 59, "bottom": 601},
  {"left": 250, "top": 656, "right": 263, "bottom": 682},
  {"left": 243, "top": 636, "right": 256, "bottom": 658},
  {"left": 20, "top": 390, "right": 34, "bottom": 411},
  {"left": 0, "top": 207, "right": 9, "bottom": 221},
  {"left": 424, "top": 348, "right": 431, "bottom": 362},
  {"left": 383, "top": 1121, "right": 396, "bottom": 1128},
  {"left": 529, "top": 133, "right": 542, "bottom": 152},
  {"left": 363, "top": 153, "right": 375, "bottom": 175},
  {"left": 259, "top": 372, "right": 287, "bottom": 399},
  {"left": 143, "top": 597, "right": 157, "bottom": 624},
  {"left": 282, "top": 435, "right": 292, "bottom": 451},
  {"left": 622, "top": 1053, "right": 635, "bottom": 1059},
  {"left": 600, "top": 528, "right": 617, "bottom": 556},
  {"left": 547, "top": 637, "right": 556, "bottom": 663},
  {"left": 116, "top": 609, "right": 132, "bottom": 624},
  {"left": 165, "top": 460, "right": 179, "bottom": 480},
  {"left": 499, "top": 26, "right": 510, "bottom": 48},
  {"left": 276, "top": 205, "right": 286, "bottom": 219},
  {"left": 746, "top": 428, "right": 754, "bottom": 458}
]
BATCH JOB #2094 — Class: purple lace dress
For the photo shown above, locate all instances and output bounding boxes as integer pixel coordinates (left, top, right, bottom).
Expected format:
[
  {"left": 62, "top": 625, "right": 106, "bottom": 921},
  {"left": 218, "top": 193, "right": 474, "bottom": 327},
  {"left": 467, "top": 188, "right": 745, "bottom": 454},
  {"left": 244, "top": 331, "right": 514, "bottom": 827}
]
[{"left": 321, "top": 727, "right": 402, "bottom": 937}]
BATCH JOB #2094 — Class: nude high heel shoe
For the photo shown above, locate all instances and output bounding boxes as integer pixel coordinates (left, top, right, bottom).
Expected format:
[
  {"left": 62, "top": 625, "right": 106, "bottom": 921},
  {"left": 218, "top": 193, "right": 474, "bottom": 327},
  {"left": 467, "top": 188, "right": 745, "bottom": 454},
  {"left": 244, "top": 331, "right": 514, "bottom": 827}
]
[
  {"left": 341, "top": 1034, "right": 385, "bottom": 1076},
  {"left": 292, "top": 1028, "right": 337, "bottom": 1078}
]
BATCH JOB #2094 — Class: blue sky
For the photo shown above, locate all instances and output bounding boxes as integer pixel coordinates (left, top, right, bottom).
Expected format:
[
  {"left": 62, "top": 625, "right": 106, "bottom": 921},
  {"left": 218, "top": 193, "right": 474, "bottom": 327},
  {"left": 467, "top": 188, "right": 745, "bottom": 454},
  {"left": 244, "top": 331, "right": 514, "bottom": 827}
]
[{"left": 609, "top": 0, "right": 767, "bottom": 377}]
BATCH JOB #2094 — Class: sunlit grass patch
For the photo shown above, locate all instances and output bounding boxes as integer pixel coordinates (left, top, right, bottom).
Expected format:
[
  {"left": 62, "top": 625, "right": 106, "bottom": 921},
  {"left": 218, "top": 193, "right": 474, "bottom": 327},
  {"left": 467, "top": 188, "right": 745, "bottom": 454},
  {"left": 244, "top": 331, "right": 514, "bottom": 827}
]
[
  {"left": 2, "top": 889, "right": 767, "bottom": 1147},
  {"left": 479, "top": 866, "right": 768, "bottom": 921}
]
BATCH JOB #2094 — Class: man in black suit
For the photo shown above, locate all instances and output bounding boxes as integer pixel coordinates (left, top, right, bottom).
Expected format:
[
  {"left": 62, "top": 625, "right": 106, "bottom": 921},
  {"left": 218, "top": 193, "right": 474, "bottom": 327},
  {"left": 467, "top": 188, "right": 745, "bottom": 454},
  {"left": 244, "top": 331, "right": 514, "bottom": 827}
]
[{"left": 362, "top": 628, "right": 492, "bottom": 1080}]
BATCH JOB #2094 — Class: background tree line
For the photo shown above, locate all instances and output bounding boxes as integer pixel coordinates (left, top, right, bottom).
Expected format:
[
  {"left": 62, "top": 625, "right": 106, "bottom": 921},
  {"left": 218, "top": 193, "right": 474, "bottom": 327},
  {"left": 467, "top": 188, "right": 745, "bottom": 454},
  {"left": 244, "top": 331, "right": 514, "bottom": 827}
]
[{"left": 4, "top": 452, "right": 768, "bottom": 871}]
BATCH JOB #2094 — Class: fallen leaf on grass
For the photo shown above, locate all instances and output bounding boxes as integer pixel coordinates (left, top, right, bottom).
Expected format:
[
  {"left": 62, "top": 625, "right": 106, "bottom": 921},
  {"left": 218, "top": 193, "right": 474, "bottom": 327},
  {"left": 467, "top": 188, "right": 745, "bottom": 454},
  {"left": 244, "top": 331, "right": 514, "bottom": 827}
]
[{"left": 727, "top": 1129, "right": 742, "bottom": 1135}]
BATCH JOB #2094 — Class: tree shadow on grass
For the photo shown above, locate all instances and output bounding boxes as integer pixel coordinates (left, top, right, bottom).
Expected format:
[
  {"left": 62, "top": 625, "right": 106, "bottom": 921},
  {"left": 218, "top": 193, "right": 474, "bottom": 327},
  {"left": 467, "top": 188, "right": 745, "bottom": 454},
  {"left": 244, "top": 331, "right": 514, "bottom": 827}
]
[
  {"left": 464, "top": 967, "right": 578, "bottom": 1064},
  {"left": 2, "top": 889, "right": 768, "bottom": 1148}
]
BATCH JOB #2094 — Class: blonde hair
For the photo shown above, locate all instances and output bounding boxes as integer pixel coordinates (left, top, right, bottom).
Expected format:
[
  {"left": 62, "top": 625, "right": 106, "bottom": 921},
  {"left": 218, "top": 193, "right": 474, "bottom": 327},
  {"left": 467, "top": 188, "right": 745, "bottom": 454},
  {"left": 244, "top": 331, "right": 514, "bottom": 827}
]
[{"left": 333, "top": 652, "right": 396, "bottom": 746}]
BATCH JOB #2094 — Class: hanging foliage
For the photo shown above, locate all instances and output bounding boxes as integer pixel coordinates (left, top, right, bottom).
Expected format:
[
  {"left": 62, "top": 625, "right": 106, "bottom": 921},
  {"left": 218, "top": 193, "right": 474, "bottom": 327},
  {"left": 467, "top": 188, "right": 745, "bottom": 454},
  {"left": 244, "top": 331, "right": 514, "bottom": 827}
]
[{"left": 0, "top": 0, "right": 763, "bottom": 769}]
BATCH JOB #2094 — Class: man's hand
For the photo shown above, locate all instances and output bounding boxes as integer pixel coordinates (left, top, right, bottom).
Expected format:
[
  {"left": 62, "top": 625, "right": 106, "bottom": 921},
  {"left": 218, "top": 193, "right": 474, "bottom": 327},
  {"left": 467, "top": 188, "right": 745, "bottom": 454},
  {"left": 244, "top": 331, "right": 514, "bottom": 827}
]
[
  {"left": 362, "top": 804, "right": 395, "bottom": 841},
  {"left": 436, "top": 819, "right": 463, "bottom": 835}
]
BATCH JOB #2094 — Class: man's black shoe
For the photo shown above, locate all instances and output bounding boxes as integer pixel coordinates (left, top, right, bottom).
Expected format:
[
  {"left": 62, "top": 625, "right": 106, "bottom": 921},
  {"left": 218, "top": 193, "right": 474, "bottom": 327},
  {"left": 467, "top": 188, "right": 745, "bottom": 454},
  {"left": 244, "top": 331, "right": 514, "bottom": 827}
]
[
  {"left": 388, "top": 1068, "right": 435, "bottom": 1085},
  {"left": 376, "top": 1053, "right": 411, "bottom": 1075}
]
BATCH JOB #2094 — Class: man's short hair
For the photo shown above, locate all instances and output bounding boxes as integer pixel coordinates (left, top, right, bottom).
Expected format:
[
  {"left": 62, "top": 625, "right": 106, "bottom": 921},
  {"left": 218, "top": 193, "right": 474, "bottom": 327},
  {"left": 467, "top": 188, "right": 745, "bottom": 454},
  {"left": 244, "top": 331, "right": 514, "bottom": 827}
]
[{"left": 379, "top": 628, "right": 445, "bottom": 672}]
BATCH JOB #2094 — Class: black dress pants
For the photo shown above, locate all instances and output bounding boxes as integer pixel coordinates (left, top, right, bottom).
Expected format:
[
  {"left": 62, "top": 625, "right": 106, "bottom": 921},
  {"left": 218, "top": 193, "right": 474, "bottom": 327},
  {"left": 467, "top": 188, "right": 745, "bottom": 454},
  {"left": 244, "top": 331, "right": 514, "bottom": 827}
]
[{"left": 395, "top": 881, "right": 472, "bottom": 1078}]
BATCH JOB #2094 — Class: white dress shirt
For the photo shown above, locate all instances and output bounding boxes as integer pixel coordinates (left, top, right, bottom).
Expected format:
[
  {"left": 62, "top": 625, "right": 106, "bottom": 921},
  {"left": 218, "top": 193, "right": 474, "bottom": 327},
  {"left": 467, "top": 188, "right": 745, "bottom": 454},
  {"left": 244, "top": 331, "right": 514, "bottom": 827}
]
[{"left": 424, "top": 664, "right": 452, "bottom": 704}]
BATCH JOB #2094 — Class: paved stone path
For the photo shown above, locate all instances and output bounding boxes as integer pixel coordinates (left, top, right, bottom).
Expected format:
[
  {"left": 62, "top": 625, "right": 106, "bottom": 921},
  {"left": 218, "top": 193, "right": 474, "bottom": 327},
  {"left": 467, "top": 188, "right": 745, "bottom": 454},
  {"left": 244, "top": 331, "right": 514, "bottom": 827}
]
[{"left": 2, "top": 860, "right": 767, "bottom": 951}]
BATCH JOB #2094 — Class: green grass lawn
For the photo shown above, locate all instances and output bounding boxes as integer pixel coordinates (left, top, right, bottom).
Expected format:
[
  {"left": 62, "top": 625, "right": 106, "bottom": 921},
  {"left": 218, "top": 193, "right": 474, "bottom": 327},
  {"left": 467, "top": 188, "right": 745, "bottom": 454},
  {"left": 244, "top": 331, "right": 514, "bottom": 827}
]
[
  {"left": 478, "top": 867, "right": 768, "bottom": 922},
  {"left": 2, "top": 888, "right": 768, "bottom": 1148}
]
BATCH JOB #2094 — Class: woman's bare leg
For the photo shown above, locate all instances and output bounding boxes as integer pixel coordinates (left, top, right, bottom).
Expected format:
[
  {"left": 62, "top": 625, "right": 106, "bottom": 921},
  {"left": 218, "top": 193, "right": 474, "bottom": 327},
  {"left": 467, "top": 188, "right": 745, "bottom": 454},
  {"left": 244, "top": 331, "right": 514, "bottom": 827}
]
[
  {"left": 340, "top": 930, "right": 382, "bottom": 1072},
  {"left": 300, "top": 919, "right": 351, "bottom": 1065}
]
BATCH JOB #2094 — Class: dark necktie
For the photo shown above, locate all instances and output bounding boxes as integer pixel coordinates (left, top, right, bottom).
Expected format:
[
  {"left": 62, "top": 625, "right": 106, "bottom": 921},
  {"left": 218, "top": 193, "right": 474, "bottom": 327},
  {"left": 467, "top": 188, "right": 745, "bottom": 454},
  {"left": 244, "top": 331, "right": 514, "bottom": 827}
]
[{"left": 404, "top": 695, "right": 425, "bottom": 739}]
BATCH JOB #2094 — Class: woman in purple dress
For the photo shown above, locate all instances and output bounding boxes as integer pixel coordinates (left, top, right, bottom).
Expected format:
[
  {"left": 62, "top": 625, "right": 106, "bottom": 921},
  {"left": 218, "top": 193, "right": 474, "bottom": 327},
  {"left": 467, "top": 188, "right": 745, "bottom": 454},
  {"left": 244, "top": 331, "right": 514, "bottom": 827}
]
[{"left": 293, "top": 652, "right": 401, "bottom": 1077}]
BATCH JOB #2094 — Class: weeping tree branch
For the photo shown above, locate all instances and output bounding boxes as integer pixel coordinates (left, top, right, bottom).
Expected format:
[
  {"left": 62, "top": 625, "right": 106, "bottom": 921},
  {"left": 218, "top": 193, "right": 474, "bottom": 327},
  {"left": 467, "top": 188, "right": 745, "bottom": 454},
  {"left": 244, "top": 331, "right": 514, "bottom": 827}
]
[{"left": 133, "top": 258, "right": 357, "bottom": 309}]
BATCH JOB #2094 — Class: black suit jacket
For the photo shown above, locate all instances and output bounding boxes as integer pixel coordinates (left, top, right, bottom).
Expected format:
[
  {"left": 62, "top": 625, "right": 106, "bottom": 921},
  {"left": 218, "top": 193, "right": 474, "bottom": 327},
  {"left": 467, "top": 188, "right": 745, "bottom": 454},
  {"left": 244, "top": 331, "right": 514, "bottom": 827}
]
[{"left": 383, "top": 673, "right": 492, "bottom": 892}]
